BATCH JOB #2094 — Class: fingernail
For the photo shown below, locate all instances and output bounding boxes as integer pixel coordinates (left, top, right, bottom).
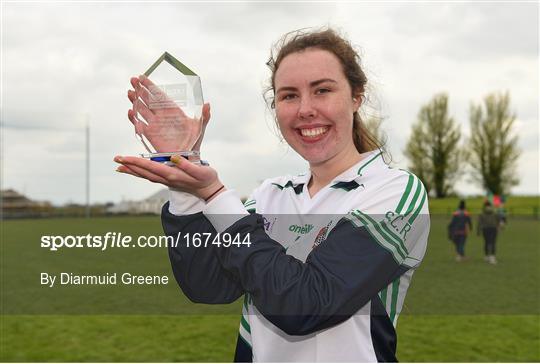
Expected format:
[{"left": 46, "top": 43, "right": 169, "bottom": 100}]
[
  {"left": 170, "top": 155, "right": 181, "bottom": 165},
  {"left": 114, "top": 156, "right": 123, "bottom": 163},
  {"left": 116, "top": 167, "right": 124, "bottom": 173}
]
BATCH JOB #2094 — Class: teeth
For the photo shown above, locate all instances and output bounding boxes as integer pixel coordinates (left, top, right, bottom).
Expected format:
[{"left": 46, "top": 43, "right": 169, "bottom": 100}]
[{"left": 300, "top": 127, "right": 328, "bottom": 137}]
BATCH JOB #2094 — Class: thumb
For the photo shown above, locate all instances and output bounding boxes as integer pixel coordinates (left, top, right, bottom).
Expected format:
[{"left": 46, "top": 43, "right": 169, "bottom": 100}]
[{"left": 202, "top": 102, "right": 211, "bottom": 126}]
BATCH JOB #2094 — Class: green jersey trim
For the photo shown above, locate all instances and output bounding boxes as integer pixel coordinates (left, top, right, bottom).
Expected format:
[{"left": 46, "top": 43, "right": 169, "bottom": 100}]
[
  {"left": 346, "top": 211, "right": 406, "bottom": 264},
  {"left": 239, "top": 295, "right": 253, "bottom": 348},
  {"left": 357, "top": 151, "right": 383, "bottom": 175},
  {"left": 244, "top": 200, "right": 256, "bottom": 208},
  {"left": 396, "top": 174, "right": 414, "bottom": 214},
  {"left": 409, "top": 188, "right": 427, "bottom": 224},
  {"left": 353, "top": 210, "right": 408, "bottom": 257},
  {"left": 240, "top": 316, "right": 251, "bottom": 334},
  {"left": 389, "top": 277, "right": 400, "bottom": 324},
  {"left": 238, "top": 328, "right": 252, "bottom": 349}
]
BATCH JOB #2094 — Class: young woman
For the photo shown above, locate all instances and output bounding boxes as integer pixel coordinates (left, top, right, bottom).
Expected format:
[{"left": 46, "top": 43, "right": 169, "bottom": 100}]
[
  {"left": 115, "top": 29, "right": 430, "bottom": 362},
  {"left": 448, "top": 200, "right": 473, "bottom": 262},
  {"left": 478, "top": 201, "right": 500, "bottom": 265}
]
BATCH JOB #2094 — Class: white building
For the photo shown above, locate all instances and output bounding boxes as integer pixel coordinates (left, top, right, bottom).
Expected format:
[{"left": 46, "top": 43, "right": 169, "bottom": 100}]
[{"left": 107, "top": 189, "right": 169, "bottom": 215}]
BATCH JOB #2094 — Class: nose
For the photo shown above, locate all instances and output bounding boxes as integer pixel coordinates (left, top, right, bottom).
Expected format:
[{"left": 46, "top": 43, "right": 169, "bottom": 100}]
[{"left": 298, "top": 96, "right": 317, "bottom": 119}]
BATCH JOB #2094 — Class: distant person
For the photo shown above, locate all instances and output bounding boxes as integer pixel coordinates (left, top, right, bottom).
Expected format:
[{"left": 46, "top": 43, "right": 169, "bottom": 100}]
[
  {"left": 477, "top": 201, "right": 501, "bottom": 264},
  {"left": 448, "top": 200, "right": 472, "bottom": 262},
  {"left": 492, "top": 194, "right": 507, "bottom": 229},
  {"left": 497, "top": 206, "right": 507, "bottom": 229}
]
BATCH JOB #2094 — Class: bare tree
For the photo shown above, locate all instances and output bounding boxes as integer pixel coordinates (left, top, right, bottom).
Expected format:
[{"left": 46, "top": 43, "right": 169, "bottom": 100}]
[
  {"left": 404, "top": 93, "right": 464, "bottom": 197},
  {"left": 404, "top": 122, "right": 432, "bottom": 193},
  {"left": 468, "top": 92, "right": 520, "bottom": 195}
]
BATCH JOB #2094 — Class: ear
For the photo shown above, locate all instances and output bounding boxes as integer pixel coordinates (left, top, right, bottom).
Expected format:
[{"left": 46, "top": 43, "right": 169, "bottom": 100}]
[{"left": 352, "top": 93, "right": 363, "bottom": 111}]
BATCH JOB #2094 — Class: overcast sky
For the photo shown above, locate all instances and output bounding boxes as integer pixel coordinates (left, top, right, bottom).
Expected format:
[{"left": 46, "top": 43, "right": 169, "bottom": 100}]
[{"left": 2, "top": 1, "right": 538, "bottom": 204}]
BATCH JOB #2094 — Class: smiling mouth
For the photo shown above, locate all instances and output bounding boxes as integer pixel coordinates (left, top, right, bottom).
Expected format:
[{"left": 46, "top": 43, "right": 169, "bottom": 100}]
[{"left": 299, "top": 126, "right": 329, "bottom": 138}]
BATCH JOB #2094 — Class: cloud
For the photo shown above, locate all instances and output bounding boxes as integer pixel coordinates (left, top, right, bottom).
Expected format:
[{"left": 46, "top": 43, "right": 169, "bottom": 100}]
[
  {"left": 2, "top": 2, "right": 538, "bottom": 204},
  {"left": 388, "top": 3, "right": 538, "bottom": 60}
]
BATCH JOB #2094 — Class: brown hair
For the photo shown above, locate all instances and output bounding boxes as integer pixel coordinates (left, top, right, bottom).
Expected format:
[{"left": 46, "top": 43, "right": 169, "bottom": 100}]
[{"left": 265, "top": 28, "right": 381, "bottom": 153}]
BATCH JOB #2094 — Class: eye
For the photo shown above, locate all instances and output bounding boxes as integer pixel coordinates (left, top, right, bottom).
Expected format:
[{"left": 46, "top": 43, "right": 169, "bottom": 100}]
[
  {"left": 315, "top": 88, "right": 331, "bottom": 95},
  {"left": 280, "top": 93, "right": 297, "bottom": 101}
]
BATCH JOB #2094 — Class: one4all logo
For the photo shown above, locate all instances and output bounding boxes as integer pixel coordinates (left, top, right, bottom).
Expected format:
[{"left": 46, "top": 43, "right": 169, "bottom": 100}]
[
  {"left": 288, "top": 223, "right": 314, "bottom": 241},
  {"left": 384, "top": 211, "right": 412, "bottom": 241}
]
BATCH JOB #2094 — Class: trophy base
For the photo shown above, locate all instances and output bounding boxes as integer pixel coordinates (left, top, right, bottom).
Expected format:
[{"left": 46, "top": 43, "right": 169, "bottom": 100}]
[{"left": 141, "top": 151, "right": 208, "bottom": 166}]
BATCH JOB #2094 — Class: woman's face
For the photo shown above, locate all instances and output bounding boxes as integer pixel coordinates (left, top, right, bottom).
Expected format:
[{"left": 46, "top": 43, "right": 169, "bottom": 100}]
[{"left": 274, "top": 48, "right": 361, "bottom": 165}]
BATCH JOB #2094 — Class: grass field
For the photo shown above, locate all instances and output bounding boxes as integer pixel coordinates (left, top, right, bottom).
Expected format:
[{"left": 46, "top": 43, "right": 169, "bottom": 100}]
[
  {"left": 428, "top": 195, "right": 539, "bottom": 216},
  {"left": 1, "top": 214, "right": 539, "bottom": 362}
]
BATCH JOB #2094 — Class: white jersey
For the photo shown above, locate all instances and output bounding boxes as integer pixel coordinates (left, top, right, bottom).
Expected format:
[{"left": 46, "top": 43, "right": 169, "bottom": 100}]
[
  {"left": 164, "top": 150, "right": 430, "bottom": 362},
  {"left": 235, "top": 151, "right": 429, "bottom": 362}
]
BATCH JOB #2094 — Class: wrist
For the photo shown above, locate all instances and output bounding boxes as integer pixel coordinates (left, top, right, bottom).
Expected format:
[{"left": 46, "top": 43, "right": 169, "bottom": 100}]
[{"left": 198, "top": 181, "right": 226, "bottom": 202}]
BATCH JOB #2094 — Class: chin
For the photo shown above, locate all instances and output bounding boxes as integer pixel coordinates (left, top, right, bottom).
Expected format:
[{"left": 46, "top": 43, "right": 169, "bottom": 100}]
[{"left": 297, "top": 149, "right": 334, "bottom": 165}]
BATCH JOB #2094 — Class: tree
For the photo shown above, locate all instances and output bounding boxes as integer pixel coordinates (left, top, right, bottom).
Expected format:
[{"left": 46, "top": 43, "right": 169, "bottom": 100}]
[
  {"left": 404, "top": 93, "right": 464, "bottom": 198},
  {"left": 404, "top": 122, "right": 432, "bottom": 193},
  {"left": 468, "top": 92, "right": 520, "bottom": 195}
]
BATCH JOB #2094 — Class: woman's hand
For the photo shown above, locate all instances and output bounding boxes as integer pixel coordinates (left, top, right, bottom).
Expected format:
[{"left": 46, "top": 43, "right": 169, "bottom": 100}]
[
  {"left": 127, "top": 75, "right": 211, "bottom": 153},
  {"left": 114, "top": 155, "right": 224, "bottom": 201}
]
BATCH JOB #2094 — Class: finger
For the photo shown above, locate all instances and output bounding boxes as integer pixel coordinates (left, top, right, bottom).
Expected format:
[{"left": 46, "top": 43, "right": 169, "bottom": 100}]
[
  {"left": 115, "top": 155, "right": 166, "bottom": 171},
  {"left": 134, "top": 118, "right": 146, "bottom": 136},
  {"left": 127, "top": 89, "right": 138, "bottom": 125},
  {"left": 138, "top": 75, "right": 169, "bottom": 103},
  {"left": 138, "top": 75, "right": 185, "bottom": 113},
  {"left": 116, "top": 165, "right": 144, "bottom": 178},
  {"left": 129, "top": 80, "right": 152, "bottom": 108},
  {"left": 130, "top": 77, "right": 141, "bottom": 90},
  {"left": 202, "top": 102, "right": 211, "bottom": 126},
  {"left": 130, "top": 77, "right": 144, "bottom": 105},
  {"left": 135, "top": 85, "right": 153, "bottom": 107},
  {"left": 128, "top": 103, "right": 145, "bottom": 134},
  {"left": 170, "top": 156, "right": 212, "bottom": 181},
  {"left": 138, "top": 74, "right": 159, "bottom": 89},
  {"left": 116, "top": 157, "right": 171, "bottom": 184},
  {"left": 127, "top": 109, "right": 138, "bottom": 126},
  {"left": 127, "top": 89, "right": 137, "bottom": 104},
  {"left": 119, "top": 163, "right": 170, "bottom": 185},
  {"left": 134, "top": 98, "right": 156, "bottom": 124},
  {"left": 191, "top": 102, "right": 211, "bottom": 152},
  {"left": 115, "top": 155, "right": 200, "bottom": 185}
]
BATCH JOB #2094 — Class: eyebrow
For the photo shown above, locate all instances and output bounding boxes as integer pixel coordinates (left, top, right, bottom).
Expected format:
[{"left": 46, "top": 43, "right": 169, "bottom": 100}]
[{"left": 276, "top": 78, "right": 337, "bottom": 93}]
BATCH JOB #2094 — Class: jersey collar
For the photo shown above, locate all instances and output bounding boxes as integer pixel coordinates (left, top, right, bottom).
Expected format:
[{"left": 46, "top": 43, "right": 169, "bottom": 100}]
[
  {"left": 289, "top": 150, "right": 384, "bottom": 188},
  {"left": 332, "top": 150, "right": 384, "bottom": 183}
]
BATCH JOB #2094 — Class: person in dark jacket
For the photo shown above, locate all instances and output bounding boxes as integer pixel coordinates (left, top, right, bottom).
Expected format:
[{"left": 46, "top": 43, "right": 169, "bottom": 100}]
[
  {"left": 478, "top": 201, "right": 501, "bottom": 264},
  {"left": 448, "top": 200, "right": 472, "bottom": 262}
]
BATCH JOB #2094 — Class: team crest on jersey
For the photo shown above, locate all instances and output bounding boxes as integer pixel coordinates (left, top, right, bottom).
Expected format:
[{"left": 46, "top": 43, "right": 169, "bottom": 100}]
[{"left": 312, "top": 221, "right": 333, "bottom": 249}]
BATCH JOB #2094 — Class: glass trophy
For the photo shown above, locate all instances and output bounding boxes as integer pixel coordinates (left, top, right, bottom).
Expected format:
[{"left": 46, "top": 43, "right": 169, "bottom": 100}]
[{"left": 134, "top": 52, "right": 204, "bottom": 165}]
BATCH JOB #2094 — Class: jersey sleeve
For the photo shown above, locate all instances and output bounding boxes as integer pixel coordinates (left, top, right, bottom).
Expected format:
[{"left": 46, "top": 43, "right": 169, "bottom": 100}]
[
  {"left": 162, "top": 203, "right": 244, "bottom": 304},
  {"left": 207, "top": 172, "right": 430, "bottom": 336},
  {"left": 162, "top": 187, "right": 261, "bottom": 304}
]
